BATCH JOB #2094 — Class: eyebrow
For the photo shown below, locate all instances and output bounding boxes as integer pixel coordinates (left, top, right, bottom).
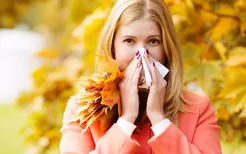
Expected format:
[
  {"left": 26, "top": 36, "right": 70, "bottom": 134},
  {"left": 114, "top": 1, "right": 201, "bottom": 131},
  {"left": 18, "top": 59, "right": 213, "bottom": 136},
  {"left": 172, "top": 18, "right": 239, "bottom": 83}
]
[
  {"left": 122, "top": 35, "right": 161, "bottom": 39},
  {"left": 147, "top": 35, "right": 161, "bottom": 39},
  {"left": 122, "top": 35, "right": 136, "bottom": 39}
]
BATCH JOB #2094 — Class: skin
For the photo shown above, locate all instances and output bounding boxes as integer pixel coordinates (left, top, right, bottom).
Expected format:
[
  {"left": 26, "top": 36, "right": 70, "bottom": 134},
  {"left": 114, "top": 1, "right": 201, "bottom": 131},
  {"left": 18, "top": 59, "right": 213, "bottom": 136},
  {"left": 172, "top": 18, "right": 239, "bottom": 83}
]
[{"left": 114, "top": 18, "right": 167, "bottom": 125}]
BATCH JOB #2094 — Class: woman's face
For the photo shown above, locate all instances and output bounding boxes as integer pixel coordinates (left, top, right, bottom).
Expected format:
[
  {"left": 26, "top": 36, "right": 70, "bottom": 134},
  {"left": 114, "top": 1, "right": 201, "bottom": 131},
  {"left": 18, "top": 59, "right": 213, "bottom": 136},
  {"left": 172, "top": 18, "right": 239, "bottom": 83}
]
[{"left": 114, "top": 18, "right": 165, "bottom": 71}]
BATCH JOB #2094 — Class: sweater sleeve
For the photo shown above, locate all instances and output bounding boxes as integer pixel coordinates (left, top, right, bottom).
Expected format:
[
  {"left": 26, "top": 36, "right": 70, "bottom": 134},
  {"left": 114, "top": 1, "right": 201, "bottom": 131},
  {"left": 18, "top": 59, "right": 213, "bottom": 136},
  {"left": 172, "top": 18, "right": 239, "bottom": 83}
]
[
  {"left": 148, "top": 97, "right": 222, "bottom": 154},
  {"left": 60, "top": 97, "right": 140, "bottom": 154}
]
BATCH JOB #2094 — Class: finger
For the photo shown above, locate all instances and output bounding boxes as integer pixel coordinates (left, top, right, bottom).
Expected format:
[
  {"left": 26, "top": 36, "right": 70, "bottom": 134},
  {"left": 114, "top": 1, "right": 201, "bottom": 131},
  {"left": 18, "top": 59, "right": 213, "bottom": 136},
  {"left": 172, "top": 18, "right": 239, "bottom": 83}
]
[
  {"left": 153, "top": 62, "right": 163, "bottom": 80},
  {"left": 132, "top": 64, "right": 143, "bottom": 85},
  {"left": 143, "top": 49, "right": 152, "bottom": 74},
  {"left": 130, "top": 53, "right": 142, "bottom": 75},
  {"left": 150, "top": 62, "right": 167, "bottom": 88},
  {"left": 123, "top": 59, "right": 136, "bottom": 81},
  {"left": 125, "top": 51, "right": 140, "bottom": 75},
  {"left": 123, "top": 52, "right": 140, "bottom": 85},
  {"left": 150, "top": 62, "right": 158, "bottom": 85}
]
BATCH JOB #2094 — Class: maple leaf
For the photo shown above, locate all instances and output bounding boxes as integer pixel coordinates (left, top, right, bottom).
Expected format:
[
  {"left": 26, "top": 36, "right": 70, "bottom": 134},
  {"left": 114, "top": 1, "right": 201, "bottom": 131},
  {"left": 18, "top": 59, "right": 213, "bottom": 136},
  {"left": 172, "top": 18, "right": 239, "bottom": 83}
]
[{"left": 71, "top": 53, "right": 123, "bottom": 133}]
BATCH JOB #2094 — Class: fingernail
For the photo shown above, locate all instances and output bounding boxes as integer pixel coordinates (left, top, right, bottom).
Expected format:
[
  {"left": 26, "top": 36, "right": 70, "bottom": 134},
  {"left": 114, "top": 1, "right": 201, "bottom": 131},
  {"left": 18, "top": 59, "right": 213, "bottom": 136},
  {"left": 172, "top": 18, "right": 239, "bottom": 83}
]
[
  {"left": 137, "top": 54, "right": 141, "bottom": 59},
  {"left": 146, "top": 49, "right": 149, "bottom": 55},
  {"left": 153, "top": 62, "right": 155, "bottom": 67},
  {"left": 138, "top": 63, "right": 142, "bottom": 68},
  {"left": 136, "top": 50, "right": 140, "bottom": 56}
]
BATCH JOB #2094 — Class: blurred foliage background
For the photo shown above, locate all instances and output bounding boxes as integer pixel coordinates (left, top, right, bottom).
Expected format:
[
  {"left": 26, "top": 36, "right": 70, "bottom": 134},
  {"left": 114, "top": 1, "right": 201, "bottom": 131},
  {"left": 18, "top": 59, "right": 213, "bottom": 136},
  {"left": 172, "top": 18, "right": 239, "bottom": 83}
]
[{"left": 0, "top": 0, "right": 246, "bottom": 153}]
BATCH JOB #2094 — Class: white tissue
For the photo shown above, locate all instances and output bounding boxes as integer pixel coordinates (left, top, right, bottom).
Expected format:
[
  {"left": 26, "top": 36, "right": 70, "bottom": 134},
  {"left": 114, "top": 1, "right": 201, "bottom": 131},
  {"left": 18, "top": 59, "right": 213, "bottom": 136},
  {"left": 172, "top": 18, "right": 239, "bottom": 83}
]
[{"left": 138, "top": 48, "right": 169, "bottom": 89}]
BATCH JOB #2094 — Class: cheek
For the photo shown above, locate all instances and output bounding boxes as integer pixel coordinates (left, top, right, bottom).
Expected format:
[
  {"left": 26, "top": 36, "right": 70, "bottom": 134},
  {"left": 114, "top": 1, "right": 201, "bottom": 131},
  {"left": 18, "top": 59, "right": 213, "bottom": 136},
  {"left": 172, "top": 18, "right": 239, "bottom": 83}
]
[
  {"left": 115, "top": 49, "right": 134, "bottom": 71},
  {"left": 114, "top": 39, "right": 137, "bottom": 71},
  {"left": 150, "top": 49, "right": 165, "bottom": 65}
]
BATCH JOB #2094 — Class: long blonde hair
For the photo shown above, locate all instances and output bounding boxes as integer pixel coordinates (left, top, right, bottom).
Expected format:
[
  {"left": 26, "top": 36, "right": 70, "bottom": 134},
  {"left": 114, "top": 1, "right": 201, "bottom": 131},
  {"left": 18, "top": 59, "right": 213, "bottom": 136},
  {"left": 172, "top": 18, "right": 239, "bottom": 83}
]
[{"left": 97, "top": 0, "right": 188, "bottom": 124}]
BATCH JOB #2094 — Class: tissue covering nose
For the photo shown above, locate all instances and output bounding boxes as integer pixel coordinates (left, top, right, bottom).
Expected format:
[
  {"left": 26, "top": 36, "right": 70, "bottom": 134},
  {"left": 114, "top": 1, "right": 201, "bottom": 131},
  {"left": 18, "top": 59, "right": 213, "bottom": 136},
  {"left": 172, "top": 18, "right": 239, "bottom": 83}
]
[{"left": 138, "top": 48, "right": 169, "bottom": 91}]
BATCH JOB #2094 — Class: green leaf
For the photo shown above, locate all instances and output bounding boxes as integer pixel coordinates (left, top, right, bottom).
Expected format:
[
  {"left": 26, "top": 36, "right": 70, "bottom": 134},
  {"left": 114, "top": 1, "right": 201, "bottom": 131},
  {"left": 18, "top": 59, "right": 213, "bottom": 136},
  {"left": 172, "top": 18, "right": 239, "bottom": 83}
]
[
  {"left": 184, "top": 61, "right": 223, "bottom": 94},
  {"left": 182, "top": 42, "right": 201, "bottom": 64}
]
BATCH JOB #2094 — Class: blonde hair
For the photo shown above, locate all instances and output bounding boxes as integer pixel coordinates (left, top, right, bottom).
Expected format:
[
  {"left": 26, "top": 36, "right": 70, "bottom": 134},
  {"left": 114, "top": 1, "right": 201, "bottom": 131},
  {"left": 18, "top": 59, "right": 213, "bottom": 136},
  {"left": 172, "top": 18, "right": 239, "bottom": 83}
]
[{"left": 97, "top": 0, "right": 188, "bottom": 124}]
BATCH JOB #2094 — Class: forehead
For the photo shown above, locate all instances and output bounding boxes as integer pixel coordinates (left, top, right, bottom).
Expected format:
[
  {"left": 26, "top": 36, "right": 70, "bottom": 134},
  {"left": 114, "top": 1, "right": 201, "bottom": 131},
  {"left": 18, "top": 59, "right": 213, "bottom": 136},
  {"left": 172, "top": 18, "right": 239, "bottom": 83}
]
[{"left": 116, "top": 19, "right": 161, "bottom": 36}]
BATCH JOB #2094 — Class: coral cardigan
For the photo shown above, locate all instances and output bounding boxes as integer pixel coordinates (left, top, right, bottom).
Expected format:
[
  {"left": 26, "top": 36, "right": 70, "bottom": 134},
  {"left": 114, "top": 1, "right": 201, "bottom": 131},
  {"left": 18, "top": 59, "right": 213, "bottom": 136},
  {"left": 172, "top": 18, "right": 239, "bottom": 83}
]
[{"left": 60, "top": 92, "right": 222, "bottom": 154}]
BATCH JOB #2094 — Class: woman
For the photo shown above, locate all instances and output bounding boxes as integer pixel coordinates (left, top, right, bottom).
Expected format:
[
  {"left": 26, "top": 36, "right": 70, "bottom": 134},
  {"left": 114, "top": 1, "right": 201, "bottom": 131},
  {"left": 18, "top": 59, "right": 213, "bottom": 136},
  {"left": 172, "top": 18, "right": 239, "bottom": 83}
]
[{"left": 60, "top": 0, "right": 222, "bottom": 153}]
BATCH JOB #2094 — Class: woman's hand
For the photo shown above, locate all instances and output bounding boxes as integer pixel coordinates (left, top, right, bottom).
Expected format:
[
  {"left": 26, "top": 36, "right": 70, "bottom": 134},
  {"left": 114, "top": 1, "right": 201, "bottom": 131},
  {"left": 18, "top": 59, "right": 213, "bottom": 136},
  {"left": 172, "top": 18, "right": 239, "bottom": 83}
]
[
  {"left": 119, "top": 52, "right": 142, "bottom": 123},
  {"left": 144, "top": 52, "right": 167, "bottom": 125}
]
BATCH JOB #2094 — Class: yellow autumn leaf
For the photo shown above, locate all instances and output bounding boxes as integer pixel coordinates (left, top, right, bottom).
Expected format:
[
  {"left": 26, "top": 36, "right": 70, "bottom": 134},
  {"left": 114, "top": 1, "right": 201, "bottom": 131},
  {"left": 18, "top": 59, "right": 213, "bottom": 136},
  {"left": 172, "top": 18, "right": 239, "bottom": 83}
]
[
  {"left": 95, "top": 53, "right": 121, "bottom": 75},
  {"left": 169, "top": 3, "right": 187, "bottom": 18},
  {"left": 32, "top": 65, "right": 49, "bottom": 86},
  {"left": 73, "top": 8, "right": 110, "bottom": 74},
  {"left": 218, "top": 66, "right": 246, "bottom": 99},
  {"left": 215, "top": 4, "right": 236, "bottom": 16},
  {"left": 35, "top": 49, "right": 59, "bottom": 60},
  {"left": 216, "top": 106, "right": 230, "bottom": 121},
  {"left": 226, "top": 55, "right": 246, "bottom": 66},
  {"left": 192, "top": 0, "right": 210, "bottom": 10},
  {"left": 233, "top": 94, "right": 246, "bottom": 114},
  {"left": 228, "top": 46, "right": 246, "bottom": 56},
  {"left": 0, "top": 15, "right": 16, "bottom": 28},
  {"left": 184, "top": 61, "right": 223, "bottom": 94},
  {"left": 100, "top": 80, "right": 121, "bottom": 109},
  {"left": 214, "top": 42, "right": 227, "bottom": 62},
  {"left": 182, "top": 42, "right": 201, "bottom": 64},
  {"left": 185, "top": 0, "right": 195, "bottom": 10},
  {"left": 210, "top": 18, "right": 238, "bottom": 41},
  {"left": 239, "top": 104, "right": 246, "bottom": 119},
  {"left": 199, "top": 9, "right": 217, "bottom": 27},
  {"left": 72, "top": 53, "right": 123, "bottom": 133}
]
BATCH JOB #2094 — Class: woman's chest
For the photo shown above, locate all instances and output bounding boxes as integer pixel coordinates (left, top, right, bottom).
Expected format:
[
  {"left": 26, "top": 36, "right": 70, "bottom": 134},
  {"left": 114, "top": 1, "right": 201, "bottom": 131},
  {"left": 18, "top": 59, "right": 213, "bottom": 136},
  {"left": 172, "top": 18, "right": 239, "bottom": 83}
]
[{"left": 132, "top": 122, "right": 154, "bottom": 154}]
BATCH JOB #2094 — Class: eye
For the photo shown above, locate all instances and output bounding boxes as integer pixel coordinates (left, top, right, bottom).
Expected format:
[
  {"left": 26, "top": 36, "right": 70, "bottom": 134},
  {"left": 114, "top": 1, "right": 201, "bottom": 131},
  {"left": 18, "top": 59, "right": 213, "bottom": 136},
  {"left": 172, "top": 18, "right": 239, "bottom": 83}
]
[
  {"left": 149, "top": 39, "right": 160, "bottom": 45},
  {"left": 124, "top": 38, "right": 134, "bottom": 44}
]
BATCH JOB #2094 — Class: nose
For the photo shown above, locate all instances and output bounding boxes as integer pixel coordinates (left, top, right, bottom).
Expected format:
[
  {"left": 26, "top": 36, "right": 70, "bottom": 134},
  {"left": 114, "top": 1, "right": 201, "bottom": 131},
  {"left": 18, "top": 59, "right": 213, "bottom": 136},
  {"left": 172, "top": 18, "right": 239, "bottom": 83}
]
[{"left": 136, "top": 42, "right": 147, "bottom": 52}]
